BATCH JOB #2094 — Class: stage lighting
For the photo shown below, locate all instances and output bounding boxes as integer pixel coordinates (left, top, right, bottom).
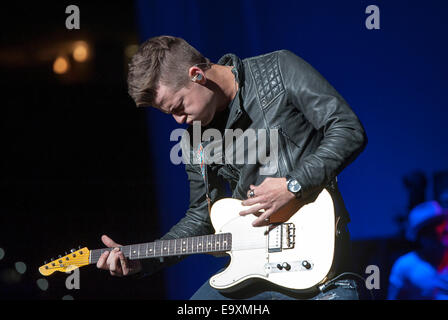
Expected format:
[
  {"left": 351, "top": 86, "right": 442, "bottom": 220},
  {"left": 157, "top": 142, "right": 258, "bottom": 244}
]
[
  {"left": 72, "top": 41, "right": 89, "bottom": 62},
  {"left": 36, "top": 278, "right": 49, "bottom": 291},
  {"left": 14, "top": 262, "right": 27, "bottom": 274},
  {"left": 53, "top": 56, "right": 70, "bottom": 74}
]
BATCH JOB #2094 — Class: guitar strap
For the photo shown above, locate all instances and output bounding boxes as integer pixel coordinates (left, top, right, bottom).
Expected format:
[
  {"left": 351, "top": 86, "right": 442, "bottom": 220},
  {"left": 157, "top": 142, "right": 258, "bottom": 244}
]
[{"left": 197, "top": 143, "right": 212, "bottom": 214}]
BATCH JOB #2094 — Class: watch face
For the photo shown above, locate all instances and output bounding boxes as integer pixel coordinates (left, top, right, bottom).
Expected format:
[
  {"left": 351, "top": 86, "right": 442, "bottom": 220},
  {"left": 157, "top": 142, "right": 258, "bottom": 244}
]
[{"left": 288, "top": 179, "right": 301, "bottom": 193}]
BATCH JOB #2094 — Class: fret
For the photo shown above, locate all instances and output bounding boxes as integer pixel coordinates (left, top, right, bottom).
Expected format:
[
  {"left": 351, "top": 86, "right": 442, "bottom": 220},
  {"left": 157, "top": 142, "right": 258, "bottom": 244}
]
[
  {"left": 201, "top": 235, "right": 206, "bottom": 252},
  {"left": 138, "top": 244, "right": 145, "bottom": 258},
  {"left": 88, "top": 233, "right": 232, "bottom": 265},
  {"left": 123, "top": 246, "right": 130, "bottom": 259},
  {"left": 180, "top": 238, "right": 186, "bottom": 254},
  {"left": 162, "top": 240, "right": 168, "bottom": 256},
  {"left": 176, "top": 238, "right": 182, "bottom": 255},
  {"left": 169, "top": 239, "right": 175, "bottom": 255},
  {"left": 149, "top": 242, "right": 155, "bottom": 258},
  {"left": 131, "top": 245, "right": 138, "bottom": 260},
  {"left": 154, "top": 241, "right": 162, "bottom": 257}
]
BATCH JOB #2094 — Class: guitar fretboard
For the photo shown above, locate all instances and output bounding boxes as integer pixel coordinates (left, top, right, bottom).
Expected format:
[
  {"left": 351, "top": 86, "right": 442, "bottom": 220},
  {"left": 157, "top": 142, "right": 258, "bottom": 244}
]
[{"left": 89, "top": 233, "right": 232, "bottom": 264}]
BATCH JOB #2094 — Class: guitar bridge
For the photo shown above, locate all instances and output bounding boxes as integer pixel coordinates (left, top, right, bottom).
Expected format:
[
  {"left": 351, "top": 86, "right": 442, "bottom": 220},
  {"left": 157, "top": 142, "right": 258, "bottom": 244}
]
[{"left": 268, "top": 223, "right": 295, "bottom": 252}]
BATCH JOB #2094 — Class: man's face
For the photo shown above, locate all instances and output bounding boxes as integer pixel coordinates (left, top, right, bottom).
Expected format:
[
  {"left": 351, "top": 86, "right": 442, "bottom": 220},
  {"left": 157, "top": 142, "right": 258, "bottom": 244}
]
[{"left": 154, "top": 81, "right": 217, "bottom": 126}]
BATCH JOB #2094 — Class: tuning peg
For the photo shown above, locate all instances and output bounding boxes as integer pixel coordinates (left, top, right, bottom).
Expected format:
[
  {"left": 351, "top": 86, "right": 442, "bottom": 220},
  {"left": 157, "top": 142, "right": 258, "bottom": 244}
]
[
  {"left": 50, "top": 257, "right": 54, "bottom": 261},
  {"left": 44, "top": 261, "right": 47, "bottom": 264},
  {"left": 58, "top": 255, "right": 62, "bottom": 258},
  {"left": 70, "top": 248, "right": 76, "bottom": 253}
]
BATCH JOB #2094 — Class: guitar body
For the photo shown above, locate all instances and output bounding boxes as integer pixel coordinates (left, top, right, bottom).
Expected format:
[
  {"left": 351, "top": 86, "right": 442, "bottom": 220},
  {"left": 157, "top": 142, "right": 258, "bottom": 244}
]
[{"left": 209, "top": 188, "right": 336, "bottom": 293}]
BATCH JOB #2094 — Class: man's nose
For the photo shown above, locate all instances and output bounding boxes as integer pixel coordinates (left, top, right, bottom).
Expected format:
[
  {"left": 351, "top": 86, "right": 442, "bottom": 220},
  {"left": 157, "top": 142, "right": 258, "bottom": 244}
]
[{"left": 173, "top": 114, "right": 187, "bottom": 124}]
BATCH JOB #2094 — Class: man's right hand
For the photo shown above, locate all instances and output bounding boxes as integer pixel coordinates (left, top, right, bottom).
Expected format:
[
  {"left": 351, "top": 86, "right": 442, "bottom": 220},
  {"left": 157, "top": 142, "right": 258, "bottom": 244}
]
[{"left": 96, "top": 235, "right": 142, "bottom": 277}]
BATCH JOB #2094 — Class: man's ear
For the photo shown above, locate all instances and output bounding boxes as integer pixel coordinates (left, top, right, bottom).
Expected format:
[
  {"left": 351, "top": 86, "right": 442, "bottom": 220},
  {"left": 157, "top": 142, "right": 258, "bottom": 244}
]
[{"left": 189, "top": 66, "right": 206, "bottom": 84}]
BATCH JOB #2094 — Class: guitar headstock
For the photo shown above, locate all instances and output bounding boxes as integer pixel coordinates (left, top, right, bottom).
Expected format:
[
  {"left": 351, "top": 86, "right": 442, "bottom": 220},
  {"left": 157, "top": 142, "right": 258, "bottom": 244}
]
[{"left": 38, "top": 247, "right": 90, "bottom": 276}]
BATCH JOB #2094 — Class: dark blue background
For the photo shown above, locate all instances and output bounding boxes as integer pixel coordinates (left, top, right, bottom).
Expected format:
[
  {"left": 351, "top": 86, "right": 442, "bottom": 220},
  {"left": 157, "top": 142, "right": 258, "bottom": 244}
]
[{"left": 135, "top": 0, "right": 448, "bottom": 299}]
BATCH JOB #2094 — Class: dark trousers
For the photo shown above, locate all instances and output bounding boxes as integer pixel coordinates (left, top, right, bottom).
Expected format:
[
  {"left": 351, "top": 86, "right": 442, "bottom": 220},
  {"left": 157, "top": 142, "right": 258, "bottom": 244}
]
[{"left": 190, "top": 277, "right": 359, "bottom": 300}]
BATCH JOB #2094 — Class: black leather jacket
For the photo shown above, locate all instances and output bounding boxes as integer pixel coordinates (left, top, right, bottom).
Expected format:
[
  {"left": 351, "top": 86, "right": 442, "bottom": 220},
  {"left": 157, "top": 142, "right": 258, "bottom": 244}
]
[{"left": 141, "top": 50, "right": 367, "bottom": 276}]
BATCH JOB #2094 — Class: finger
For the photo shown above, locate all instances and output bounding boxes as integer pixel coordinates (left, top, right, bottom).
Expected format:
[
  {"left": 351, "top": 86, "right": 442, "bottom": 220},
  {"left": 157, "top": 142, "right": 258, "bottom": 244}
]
[
  {"left": 239, "top": 203, "right": 266, "bottom": 216},
  {"left": 242, "top": 194, "right": 267, "bottom": 206},
  {"left": 252, "top": 209, "right": 273, "bottom": 227},
  {"left": 117, "top": 251, "right": 129, "bottom": 276},
  {"left": 101, "top": 234, "right": 122, "bottom": 248},
  {"left": 246, "top": 185, "right": 258, "bottom": 198},
  {"left": 96, "top": 250, "right": 110, "bottom": 269},
  {"left": 108, "top": 248, "right": 123, "bottom": 276}
]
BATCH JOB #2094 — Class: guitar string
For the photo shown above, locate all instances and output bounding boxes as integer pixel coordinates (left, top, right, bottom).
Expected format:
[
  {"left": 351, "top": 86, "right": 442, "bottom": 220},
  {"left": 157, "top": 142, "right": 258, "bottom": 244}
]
[
  {"left": 88, "top": 233, "right": 275, "bottom": 257},
  {"left": 88, "top": 236, "right": 268, "bottom": 255},
  {"left": 42, "top": 243, "right": 273, "bottom": 271}
]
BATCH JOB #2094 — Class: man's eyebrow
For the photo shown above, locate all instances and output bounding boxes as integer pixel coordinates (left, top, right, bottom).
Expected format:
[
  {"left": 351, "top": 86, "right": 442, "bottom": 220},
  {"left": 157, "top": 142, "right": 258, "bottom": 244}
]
[{"left": 154, "top": 95, "right": 169, "bottom": 113}]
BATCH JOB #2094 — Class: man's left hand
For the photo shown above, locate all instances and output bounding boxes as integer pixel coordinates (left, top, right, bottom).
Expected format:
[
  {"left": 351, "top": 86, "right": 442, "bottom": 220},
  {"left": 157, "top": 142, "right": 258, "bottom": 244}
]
[{"left": 239, "top": 177, "right": 296, "bottom": 227}]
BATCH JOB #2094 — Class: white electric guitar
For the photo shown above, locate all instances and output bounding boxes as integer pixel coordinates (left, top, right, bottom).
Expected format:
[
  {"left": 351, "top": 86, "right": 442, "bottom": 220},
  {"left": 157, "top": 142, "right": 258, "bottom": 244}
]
[{"left": 39, "top": 188, "right": 336, "bottom": 293}]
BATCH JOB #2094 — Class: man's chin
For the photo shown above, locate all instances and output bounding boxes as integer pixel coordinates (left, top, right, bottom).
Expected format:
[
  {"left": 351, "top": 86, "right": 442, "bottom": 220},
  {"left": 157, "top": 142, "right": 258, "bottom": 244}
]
[{"left": 200, "top": 118, "right": 211, "bottom": 127}]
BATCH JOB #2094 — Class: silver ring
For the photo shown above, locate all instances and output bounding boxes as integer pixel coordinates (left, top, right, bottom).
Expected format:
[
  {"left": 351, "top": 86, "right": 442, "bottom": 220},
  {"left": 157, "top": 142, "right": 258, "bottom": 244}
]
[
  {"left": 264, "top": 217, "right": 270, "bottom": 223},
  {"left": 248, "top": 189, "right": 255, "bottom": 198}
]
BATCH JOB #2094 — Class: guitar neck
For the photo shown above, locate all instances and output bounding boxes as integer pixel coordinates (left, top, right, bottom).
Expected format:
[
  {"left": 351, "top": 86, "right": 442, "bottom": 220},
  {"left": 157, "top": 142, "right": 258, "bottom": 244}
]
[{"left": 88, "top": 233, "right": 232, "bottom": 264}]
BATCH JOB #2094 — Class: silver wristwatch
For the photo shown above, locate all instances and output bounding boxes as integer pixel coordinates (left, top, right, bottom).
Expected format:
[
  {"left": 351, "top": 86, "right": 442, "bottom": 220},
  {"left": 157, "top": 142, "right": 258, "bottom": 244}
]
[{"left": 286, "top": 174, "right": 302, "bottom": 198}]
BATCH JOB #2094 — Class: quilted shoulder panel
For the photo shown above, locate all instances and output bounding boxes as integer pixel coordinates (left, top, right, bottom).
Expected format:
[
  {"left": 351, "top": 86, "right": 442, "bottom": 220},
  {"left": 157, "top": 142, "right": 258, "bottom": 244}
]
[{"left": 247, "top": 51, "right": 285, "bottom": 109}]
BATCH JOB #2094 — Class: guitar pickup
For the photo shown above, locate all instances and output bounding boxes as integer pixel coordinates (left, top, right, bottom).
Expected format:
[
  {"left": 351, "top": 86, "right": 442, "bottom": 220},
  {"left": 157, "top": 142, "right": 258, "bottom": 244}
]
[{"left": 268, "top": 223, "right": 295, "bottom": 252}]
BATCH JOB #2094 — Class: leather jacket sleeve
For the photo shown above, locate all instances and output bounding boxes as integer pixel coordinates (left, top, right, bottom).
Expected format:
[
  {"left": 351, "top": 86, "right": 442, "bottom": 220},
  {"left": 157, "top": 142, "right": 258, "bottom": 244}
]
[
  {"left": 139, "top": 133, "right": 226, "bottom": 276},
  {"left": 278, "top": 50, "right": 367, "bottom": 198}
]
